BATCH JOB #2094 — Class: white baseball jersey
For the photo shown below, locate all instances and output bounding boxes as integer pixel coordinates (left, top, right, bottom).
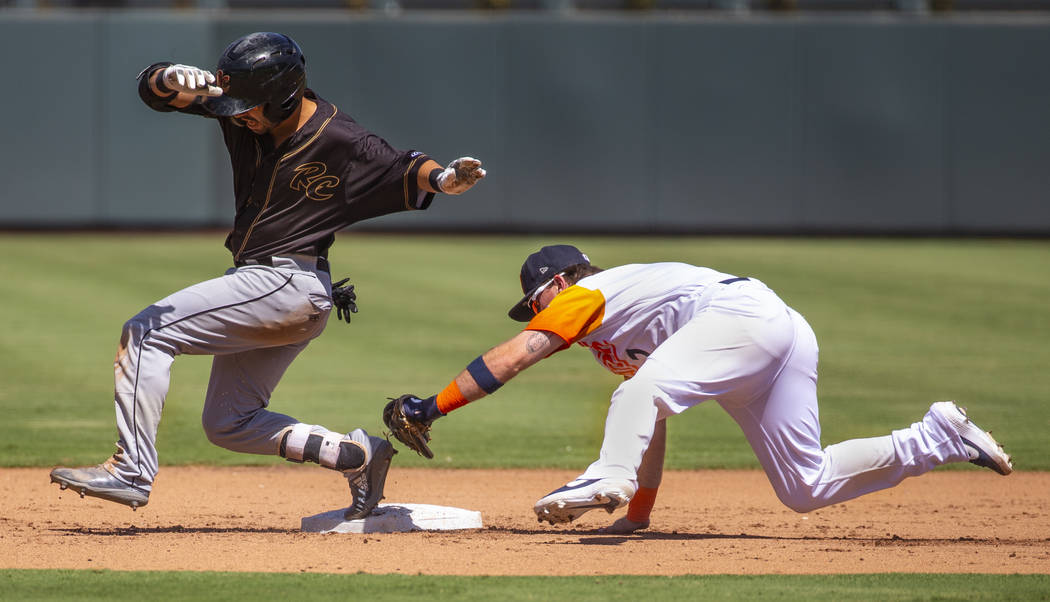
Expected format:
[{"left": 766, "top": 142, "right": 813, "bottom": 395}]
[
  {"left": 525, "top": 262, "right": 971, "bottom": 513},
  {"left": 526, "top": 262, "right": 736, "bottom": 377}
]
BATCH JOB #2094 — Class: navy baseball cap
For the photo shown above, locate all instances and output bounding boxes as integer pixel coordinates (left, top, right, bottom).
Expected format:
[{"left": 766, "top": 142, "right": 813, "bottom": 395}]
[{"left": 508, "top": 244, "right": 590, "bottom": 322}]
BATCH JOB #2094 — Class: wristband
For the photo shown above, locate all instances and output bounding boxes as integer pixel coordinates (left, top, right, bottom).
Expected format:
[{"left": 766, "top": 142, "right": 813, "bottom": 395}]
[
  {"left": 466, "top": 355, "right": 503, "bottom": 394},
  {"left": 428, "top": 167, "right": 444, "bottom": 193}
]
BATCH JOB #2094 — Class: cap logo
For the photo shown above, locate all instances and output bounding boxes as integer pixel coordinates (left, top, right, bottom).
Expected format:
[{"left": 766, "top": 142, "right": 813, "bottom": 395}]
[{"left": 538, "top": 266, "right": 549, "bottom": 275}]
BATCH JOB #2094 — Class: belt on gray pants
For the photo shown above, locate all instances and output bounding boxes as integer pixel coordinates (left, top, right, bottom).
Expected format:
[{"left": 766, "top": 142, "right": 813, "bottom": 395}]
[
  {"left": 235, "top": 255, "right": 330, "bottom": 274},
  {"left": 719, "top": 276, "right": 750, "bottom": 285}
]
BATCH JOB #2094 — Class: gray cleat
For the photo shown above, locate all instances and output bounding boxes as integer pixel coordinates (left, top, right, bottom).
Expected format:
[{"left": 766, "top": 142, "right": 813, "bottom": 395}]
[
  {"left": 50, "top": 465, "right": 150, "bottom": 510},
  {"left": 343, "top": 429, "right": 397, "bottom": 520}
]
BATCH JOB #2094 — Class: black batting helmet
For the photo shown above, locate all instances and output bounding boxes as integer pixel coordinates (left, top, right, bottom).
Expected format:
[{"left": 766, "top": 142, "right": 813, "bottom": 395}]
[{"left": 205, "top": 32, "right": 307, "bottom": 124}]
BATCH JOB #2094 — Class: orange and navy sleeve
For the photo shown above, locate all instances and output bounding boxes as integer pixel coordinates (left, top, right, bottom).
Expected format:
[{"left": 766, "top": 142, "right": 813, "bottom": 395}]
[{"left": 525, "top": 285, "right": 606, "bottom": 345}]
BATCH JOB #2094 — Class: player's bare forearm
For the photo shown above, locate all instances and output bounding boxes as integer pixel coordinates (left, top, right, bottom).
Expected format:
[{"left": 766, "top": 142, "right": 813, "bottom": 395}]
[{"left": 454, "top": 330, "right": 564, "bottom": 400}]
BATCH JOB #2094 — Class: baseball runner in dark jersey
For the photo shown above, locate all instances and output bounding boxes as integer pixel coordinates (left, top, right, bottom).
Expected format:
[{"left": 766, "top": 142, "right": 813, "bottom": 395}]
[{"left": 49, "top": 32, "right": 486, "bottom": 517}]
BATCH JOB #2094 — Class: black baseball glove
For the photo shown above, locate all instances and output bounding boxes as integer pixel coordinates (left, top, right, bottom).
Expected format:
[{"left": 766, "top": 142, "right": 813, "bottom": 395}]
[
  {"left": 383, "top": 394, "right": 444, "bottom": 459},
  {"left": 331, "top": 277, "right": 358, "bottom": 324}
]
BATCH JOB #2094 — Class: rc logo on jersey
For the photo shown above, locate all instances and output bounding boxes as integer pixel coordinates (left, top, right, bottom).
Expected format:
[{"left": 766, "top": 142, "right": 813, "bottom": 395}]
[
  {"left": 580, "top": 340, "right": 638, "bottom": 378},
  {"left": 290, "top": 162, "right": 340, "bottom": 201}
]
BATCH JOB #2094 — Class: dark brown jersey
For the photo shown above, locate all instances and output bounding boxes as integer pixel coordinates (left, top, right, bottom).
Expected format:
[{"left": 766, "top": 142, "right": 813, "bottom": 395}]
[{"left": 139, "top": 70, "right": 433, "bottom": 260}]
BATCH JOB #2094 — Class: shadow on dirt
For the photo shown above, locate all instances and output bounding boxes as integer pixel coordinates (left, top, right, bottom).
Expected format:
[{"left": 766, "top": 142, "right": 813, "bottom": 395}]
[
  {"left": 51, "top": 525, "right": 297, "bottom": 536},
  {"left": 485, "top": 526, "right": 1007, "bottom": 547}
]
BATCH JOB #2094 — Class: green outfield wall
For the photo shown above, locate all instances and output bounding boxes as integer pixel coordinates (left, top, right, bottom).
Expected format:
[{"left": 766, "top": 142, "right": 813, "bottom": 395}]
[{"left": 2, "top": 10, "right": 1048, "bottom": 233}]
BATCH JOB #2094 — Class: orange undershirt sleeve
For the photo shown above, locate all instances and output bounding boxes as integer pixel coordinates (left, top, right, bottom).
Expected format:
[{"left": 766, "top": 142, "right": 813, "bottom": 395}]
[
  {"left": 435, "top": 379, "right": 469, "bottom": 414},
  {"left": 524, "top": 285, "right": 606, "bottom": 344},
  {"left": 626, "top": 486, "right": 658, "bottom": 523}
]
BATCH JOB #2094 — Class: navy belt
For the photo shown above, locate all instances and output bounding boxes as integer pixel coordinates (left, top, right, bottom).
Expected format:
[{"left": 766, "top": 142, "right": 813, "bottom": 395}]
[
  {"left": 719, "top": 277, "right": 750, "bottom": 285},
  {"left": 235, "top": 255, "right": 330, "bottom": 274}
]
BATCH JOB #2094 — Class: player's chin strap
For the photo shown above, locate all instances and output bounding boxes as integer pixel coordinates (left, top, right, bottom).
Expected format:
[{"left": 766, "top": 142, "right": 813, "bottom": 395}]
[{"left": 278, "top": 423, "right": 364, "bottom": 472}]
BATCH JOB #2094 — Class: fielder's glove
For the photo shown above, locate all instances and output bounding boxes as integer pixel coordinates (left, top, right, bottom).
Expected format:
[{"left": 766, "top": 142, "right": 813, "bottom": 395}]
[
  {"left": 436, "top": 157, "right": 486, "bottom": 195},
  {"left": 383, "top": 394, "right": 444, "bottom": 459},
  {"left": 331, "top": 278, "right": 358, "bottom": 324},
  {"left": 159, "top": 64, "right": 223, "bottom": 97}
]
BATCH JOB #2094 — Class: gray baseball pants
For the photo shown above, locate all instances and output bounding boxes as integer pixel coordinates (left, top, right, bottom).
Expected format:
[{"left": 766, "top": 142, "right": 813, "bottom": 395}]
[{"left": 107, "top": 255, "right": 333, "bottom": 491}]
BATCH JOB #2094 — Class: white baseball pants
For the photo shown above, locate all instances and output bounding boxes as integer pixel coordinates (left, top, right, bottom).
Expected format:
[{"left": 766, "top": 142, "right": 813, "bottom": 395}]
[
  {"left": 579, "top": 280, "right": 971, "bottom": 512},
  {"left": 107, "top": 256, "right": 335, "bottom": 491}
]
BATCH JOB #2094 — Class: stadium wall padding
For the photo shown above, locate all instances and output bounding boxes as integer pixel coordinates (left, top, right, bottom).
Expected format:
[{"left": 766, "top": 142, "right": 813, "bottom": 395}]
[{"left": 2, "top": 11, "right": 1048, "bottom": 233}]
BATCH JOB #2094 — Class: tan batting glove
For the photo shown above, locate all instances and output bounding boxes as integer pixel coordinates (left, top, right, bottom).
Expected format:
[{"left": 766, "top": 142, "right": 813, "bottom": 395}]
[
  {"left": 436, "top": 157, "right": 486, "bottom": 195},
  {"left": 160, "top": 64, "right": 223, "bottom": 97}
]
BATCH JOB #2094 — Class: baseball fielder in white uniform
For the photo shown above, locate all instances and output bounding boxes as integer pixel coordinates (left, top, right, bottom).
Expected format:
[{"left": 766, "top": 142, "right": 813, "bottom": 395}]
[{"left": 388, "top": 244, "right": 1013, "bottom": 531}]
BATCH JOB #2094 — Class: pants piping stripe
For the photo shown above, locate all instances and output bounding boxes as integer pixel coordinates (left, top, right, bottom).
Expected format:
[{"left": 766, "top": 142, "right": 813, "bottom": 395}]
[{"left": 127, "top": 272, "right": 297, "bottom": 485}]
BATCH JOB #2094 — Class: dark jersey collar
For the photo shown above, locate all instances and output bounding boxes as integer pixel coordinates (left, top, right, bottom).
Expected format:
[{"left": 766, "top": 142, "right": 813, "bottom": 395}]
[{"left": 260, "top": 89, "right": 334, "bottom": 155}]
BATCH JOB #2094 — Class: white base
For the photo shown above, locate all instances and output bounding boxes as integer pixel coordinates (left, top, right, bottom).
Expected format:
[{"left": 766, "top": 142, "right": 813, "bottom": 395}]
[{"left": 301, "top": 503, "right": 483, "bottom": 534}]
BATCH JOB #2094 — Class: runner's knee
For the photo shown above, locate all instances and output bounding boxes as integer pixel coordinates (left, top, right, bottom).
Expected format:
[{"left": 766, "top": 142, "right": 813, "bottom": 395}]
[
  {"left": 120, "top": 307, "right": 176, "bottom": 354},
  {"left": 200, "top": 403, "right": 267, "bottom": 451}
]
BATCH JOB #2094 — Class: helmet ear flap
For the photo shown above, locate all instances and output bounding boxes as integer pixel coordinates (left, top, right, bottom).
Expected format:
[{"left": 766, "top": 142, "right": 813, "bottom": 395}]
[{"left": 261, "top": 75, "right": 306, "bottom": 124}]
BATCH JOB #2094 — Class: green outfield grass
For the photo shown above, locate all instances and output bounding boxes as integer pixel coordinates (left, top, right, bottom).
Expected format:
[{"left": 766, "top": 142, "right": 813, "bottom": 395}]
[
  {"left": 0, "top": 233, "right": 1046, "bottom": 471},
  {"left": 1, "top": 570, "right": 1048, "bottom": 601},
  {"left": 1, "top": 234, "right": 1047, "bottom": 595}
]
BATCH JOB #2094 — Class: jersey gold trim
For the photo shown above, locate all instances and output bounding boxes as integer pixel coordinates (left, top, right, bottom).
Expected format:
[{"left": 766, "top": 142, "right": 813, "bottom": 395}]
[
  {"left": 234, "top": 108, "right": 339, "bottom": 261},
  {"left": 402, "top": 154, "right": 423, "bottom": 210}
]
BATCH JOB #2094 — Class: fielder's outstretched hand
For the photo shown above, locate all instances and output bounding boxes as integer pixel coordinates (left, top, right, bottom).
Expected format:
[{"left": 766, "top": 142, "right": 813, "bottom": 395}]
[
  {"left": 383, "top": 394, "right": 444, "bottom": 459},
  {"left": 598, "top": 516, "right": 650, "bottom": 535},
  {"left": 436, "top": 157, "right": 486, "bottom": 194},
  {"left": 160, "top": 64, "right": 223, "bottom": 97}
]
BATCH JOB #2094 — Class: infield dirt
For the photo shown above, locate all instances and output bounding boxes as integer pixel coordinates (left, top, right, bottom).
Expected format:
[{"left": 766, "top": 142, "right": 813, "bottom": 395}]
[{"left": 3, "top": 467, "right": 1047, "bottom": 575}]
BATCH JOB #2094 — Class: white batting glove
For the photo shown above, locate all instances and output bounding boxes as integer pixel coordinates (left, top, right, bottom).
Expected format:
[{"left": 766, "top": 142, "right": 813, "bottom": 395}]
[
  {"left": 160, "top": 64, "right": 223, "bottom": 97},
  {"left": 436, "top": 157, "right": 486, "bottom": 195}
]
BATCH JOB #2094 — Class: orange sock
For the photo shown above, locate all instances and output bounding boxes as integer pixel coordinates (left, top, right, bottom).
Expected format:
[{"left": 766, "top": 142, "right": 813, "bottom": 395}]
[
  {"left": 436, "top": 380, "right": 470, "bottom": 414},
  {"left": 626, "top": 486, "right": 658, "bottom": 523}
]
